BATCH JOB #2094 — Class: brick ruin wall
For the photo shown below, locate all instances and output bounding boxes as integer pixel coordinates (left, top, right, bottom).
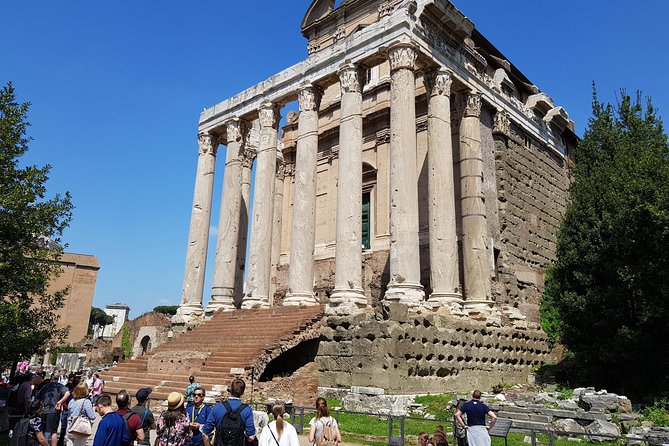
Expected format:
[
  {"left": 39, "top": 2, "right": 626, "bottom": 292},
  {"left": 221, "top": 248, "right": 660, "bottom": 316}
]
[{"left": 317, "top": 303, "right": 560, "bottom": 394}]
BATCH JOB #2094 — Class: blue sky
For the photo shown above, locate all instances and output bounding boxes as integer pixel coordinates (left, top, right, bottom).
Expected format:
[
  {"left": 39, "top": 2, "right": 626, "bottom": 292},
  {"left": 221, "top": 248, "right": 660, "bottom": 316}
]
[{"left": 2, "top": 1, "right": 668, "bottom": 318}]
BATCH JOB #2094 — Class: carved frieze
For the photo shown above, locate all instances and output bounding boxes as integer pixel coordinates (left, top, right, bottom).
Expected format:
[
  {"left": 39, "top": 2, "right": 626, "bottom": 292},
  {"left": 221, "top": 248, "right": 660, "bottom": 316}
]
[
  {"left": 198, "top": 132, "right": 218, "bottom": 156},
  {"left": 463, "top": 92, "right": 482, "bottom": 118},
  {"left": 298, "top": 85, "right": 323, "bottom": 112},
  {"left": 424, "top": 70, "right": 453, "bottom": 97},
  {"left": 339, "top": 65, "right": 364, "bottom": 94},
  {"left": 378, "top": 1, "right": 395, "bottom": 17},
  {"left": 388, "top": 45, "right": 418, "bottom": 72},
  {"left": 258, "top": 103, "right": 280, "bottom": 129},
  {"left": 242, "top": 148, "right": 255, "bottom": 169},
  {"left": 333, "top": 26, "right": 346, "bottom": 42}
]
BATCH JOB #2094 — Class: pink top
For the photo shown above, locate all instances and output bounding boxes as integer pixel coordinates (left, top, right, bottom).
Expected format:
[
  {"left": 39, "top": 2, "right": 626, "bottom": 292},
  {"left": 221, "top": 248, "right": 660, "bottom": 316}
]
[{"left": 92, "top": 378, "right": 104, "bottom": 396}]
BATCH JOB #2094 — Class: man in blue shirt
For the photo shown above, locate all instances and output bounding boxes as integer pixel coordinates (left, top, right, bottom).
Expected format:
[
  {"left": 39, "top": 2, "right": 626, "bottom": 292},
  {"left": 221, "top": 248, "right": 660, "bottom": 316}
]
[
  {"left": 186, "top": 386, "right": 211, "bottom": 446},
  {"left": 202, "top": 379, "right": 255, "bottom": 446},
  {"left": 455, "top": 390, "right": 497, "bottom": 446},
  {"left": 93, "top": 394, "right": 130, "bottom": 446}
]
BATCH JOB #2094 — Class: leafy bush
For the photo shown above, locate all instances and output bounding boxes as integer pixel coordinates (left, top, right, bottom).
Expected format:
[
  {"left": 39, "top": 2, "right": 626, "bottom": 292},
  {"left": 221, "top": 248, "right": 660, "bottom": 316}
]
[
  {"left": 153, "top": 305, "right": 178, "bottom": 316},
  {"left": 641, "top": 400, "right": 669, "bottom": 427},
  {"left": 121, "top": 324, "right": 132, "bottom": 358}
]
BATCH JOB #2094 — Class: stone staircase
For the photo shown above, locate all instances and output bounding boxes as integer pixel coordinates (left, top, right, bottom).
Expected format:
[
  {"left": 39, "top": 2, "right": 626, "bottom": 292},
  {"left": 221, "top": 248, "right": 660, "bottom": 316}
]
[{"left": 101, "top": 305, "right": 324, "bottom": 401}]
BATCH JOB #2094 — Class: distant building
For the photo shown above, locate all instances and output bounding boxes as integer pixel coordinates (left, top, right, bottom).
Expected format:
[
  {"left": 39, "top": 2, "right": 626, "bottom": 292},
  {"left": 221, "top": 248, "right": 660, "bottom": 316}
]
[
  {"left": 48, "top": 253, "right": 100, "bottom": 343},
  {"left": 100, "top": 303, "right": 130, "bottom": 340}
]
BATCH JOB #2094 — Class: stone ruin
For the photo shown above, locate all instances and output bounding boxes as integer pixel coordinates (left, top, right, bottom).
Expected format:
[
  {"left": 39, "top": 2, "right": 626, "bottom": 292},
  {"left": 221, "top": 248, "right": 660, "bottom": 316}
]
[{"left": 169, "top": 0, "right": 579, "bottom": 396}]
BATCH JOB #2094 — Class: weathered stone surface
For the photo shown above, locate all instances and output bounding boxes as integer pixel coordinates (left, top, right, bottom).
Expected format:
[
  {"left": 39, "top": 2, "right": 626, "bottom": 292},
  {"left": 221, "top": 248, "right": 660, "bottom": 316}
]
[
  {"left": 351, "top": 386, "right": 385, "bottom": 395},
  {"left": 342, "top": 392, "right": 414, "bottom": 416},
  {"left": 585, "top": 420, "right": 620, "bottom": 441},
  {"left": 579, "top": 393, "right": 620, "bottom": 412},
  {"left": 617, "top": 397, "right": 633, "bottom": 414},
  {"left": 628, "top": 427, "right": 669, "bottom": 446},
  {"left": 147, "top": 350, "right": 209, "bottom": 375},
  {"left": 550, "top": 419, "right": 586, "bottom": 434}
]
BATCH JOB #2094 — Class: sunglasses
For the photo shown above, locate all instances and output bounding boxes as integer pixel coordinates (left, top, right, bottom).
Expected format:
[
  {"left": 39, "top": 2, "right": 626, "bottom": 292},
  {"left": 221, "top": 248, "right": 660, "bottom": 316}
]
[{"left": 194, "top": 393, "right": 204, "bottom": 397}]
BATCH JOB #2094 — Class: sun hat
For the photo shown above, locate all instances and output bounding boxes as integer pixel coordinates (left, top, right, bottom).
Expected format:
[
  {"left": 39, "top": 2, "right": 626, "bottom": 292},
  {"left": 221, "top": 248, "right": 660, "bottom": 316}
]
[{"left": 167, "top": 391, "right": 184, "bottom": 410}]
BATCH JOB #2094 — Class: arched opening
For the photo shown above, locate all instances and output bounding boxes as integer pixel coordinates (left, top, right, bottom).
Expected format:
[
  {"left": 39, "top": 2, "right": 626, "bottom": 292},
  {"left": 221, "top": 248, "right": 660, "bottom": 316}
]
[
  {"left": 140, "top": 335, "right": 152, "bottom": 356},
  {"left": 259, "top": 339, "right": 320, "bottom": 381}
]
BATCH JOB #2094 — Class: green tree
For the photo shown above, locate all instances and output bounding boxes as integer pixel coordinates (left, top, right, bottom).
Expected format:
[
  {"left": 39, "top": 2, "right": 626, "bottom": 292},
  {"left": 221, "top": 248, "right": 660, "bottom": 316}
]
[
  {"left": 152, "top": 305, "right": 178, "bottom": 316},
  {"left": 0, "top": 82, "right": 74, "bottom": 371},
  {"left": 88, "top": 307, "right": 114, "bottom": 337},
  {"left": 121, "top": 324, "right": 132, "bottom": 358},
  {"left": 542, "top": 89, "right": 669, "bottom": 397}
]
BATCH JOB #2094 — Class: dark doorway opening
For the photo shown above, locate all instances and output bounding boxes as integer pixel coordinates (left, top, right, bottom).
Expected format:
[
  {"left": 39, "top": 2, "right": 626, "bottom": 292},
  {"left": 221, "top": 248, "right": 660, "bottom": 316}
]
[{"left": 259, "top": 339, "right": 320, "bottom": 381}]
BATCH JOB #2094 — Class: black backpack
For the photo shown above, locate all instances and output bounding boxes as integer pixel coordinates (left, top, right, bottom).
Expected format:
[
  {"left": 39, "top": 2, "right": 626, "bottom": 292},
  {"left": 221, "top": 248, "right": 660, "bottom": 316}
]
[
  {"left": 214, "top": 401, "right": 248, "bottom": 446},
  {"left": 10, "top": 418, "right": 40, "bottom": 446}
]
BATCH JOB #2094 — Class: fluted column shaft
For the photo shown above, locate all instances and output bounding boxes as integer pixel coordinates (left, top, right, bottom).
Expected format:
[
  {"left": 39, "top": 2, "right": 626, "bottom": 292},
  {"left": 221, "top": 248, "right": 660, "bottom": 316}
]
[
  {"left": 243, "top": 103, "right": 280, "bottom": 309},
  {"left": 328, "top": 65, "right": 368, "bottom": 315},
  {"left": 178, "top": 133, "right": 218, "bottom": 320},
  {"left": 425, "top": 70, "right": 463, "bottom": 309},
  {"left": 285, "top": 85, "right": 322, "bottom": 306},
  {"left": 459, "top": 91, "right": 493, "bottom": 309},
  {"left": 385, "top": 44, "right": 425, "bottom": 305},
  {"left": 209, "top": 119, "right": 247, "bottom": 312}
]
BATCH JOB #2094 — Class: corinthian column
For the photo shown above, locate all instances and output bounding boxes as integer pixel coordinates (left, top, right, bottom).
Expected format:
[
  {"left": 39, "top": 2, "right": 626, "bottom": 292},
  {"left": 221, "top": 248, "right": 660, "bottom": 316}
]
[
  {"left": 424, "top": 70, "right": 463, "bottom": 310},
  {"left": 209, "top": 119, "right": 247, "bottom": 313},
  {"left": 458, "top": 91, "right": 493, "bottom": 310},
  {"left": 269, "top": 155, "right": 285, "bottom": 305},
  {"left": 385, "top": 44, "right": 425, "bottom": 305},
  {"left": 177, "top": 132, "right": 218, "bottom": 322},
  {"left": 235, "top": 146, "right": 254, "bottom": 307},
  {"left": 328, "top": 65, "right": 368, "bottom": 315},
  {"left": 285, "top": 85, "right": 322, "bottom": 307},
  {"left": 243, "top": 103, "right": 280, "bottom": 309}
]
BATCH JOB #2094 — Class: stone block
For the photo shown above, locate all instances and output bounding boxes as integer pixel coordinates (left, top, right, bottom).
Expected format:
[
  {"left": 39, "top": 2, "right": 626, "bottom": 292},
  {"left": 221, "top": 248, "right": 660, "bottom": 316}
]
[
  {"left": 550, "top": 419, "right": 586, "bottom": 434},
  {"left": 580, "top": 393, "right": 620, "bottom": 412},
  {"left": 147, "top": 350, "right": 208, "bottom": 375},
  {"left": 617, "top": 398, "right": 633, "bottom": 414},
  {"left": 585, "top": 420, "right": 620, "bottom": 441},
  {"left": 351, "top": 386, "right": 385, "bottom": 395}
]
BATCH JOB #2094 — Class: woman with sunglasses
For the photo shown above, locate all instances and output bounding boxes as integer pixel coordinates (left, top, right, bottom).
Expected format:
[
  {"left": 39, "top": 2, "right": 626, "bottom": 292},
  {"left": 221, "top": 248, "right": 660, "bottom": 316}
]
[{"left": 185, "top": 387, "right": 211, "bottom": 446}]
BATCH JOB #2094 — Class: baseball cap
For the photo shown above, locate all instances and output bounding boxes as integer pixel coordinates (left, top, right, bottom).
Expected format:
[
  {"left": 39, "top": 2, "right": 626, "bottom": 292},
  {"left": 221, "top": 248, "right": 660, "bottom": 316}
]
[{"left": 136, "top": 387, "right": 152, "bottom": 402}]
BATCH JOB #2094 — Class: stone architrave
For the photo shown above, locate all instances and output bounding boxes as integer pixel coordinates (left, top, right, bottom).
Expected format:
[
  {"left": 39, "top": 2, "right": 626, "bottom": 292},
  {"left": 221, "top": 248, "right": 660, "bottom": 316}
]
[
  {"left": 243, "top": 103, "right": 280, "bottom": 309},
  {"left": 235, "top": 146, "right": 254, "bottom": 307},
  {"left": 385, "top": 44, "right": 425, "bottom": 305},
  {"left": 424, "top": 70, "right": 463, "bottom": 310},
  {"left": 458, "top": 91, "right": 493, "bottom": 310},
  {"left": 209, "top": 119, "right": 247, "bottom": 313},
  {"left": 269, "top": 156, "right": 285, "bottom": 305},
  {"left": 328, "top": 65, "right": 368, "bottom": 315},
  {"left": 177, "top": 132, "right": 218, "bottom": 321},
  {"left": 285, "top": 85, "right": 323, "bottom": 306}
]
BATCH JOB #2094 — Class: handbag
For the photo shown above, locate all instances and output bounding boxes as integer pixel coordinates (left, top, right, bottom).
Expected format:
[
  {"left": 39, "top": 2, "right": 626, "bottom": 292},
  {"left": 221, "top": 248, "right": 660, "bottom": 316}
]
[{"left": 68, "top": 400, "right": 93, "bottom": 436}]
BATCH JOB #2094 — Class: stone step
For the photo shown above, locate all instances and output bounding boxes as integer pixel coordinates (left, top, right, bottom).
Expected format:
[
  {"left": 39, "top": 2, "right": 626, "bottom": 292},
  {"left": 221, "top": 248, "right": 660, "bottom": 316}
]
[
  {"left": 493, "top": 405, "right": 611, "bottom": 422},
  {"left": 498, "top": 412, "right": 552, "bottom": 423},
  {"left": 508, "top": 419, "right": 551, "bottom": 430}
]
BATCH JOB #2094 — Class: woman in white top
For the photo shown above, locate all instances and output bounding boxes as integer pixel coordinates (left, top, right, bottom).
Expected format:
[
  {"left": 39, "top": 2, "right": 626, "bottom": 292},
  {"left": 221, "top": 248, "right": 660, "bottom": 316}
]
[
  {"left": 258, "top": 401, "right": 300, "bottom": 446},
  {"left": 308, "top": 398, "right": 341, "bottom": 446}
]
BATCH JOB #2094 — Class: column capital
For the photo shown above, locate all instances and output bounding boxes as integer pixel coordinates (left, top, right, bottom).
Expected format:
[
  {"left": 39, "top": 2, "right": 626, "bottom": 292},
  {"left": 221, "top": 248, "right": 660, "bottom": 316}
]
[
  {"left": 493, "top": 109, "right": 511, "bottom": 136},
  {"left": 338, "top": 64, "right": 365, "bottom": 94},
  {"left": 224, "top": 118, "right": 248, "bottom": 146},
  {"left": 388, "top": 44, "right": 418, "bottom": 73},
  {"left": 424, "top": 70, "right": 453, "bottom": 97},
  {"left": 198, "top": 132, "right": 218, "bottom": 156},
  {"left": 462, "top": 91, "right": 482, "bottom": 118},
  {"left": 298, "top": 85, "right": 323, "bottom": 112},
  {"left": 258, "top": 102, "right": 281, "bottom": 129},
  {"left": 242, "top": 147, "right": 255, "bottom": 169}
]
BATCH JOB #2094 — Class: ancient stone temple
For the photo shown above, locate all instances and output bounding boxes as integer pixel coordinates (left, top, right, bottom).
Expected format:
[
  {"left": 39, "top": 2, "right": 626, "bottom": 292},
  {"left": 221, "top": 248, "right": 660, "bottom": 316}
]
[{"left": 175, "top": 0, "right": 577, "bottom": 393}]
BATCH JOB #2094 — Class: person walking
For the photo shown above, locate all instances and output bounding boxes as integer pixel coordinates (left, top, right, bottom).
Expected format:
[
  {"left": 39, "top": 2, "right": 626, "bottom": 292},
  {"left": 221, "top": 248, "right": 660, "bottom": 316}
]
[
  {"left": 184, "top": 377, "right": 199, "bottom": 405},
  {"left": 65, "top": 383, "right": 96, "bottom": 446},
  {"left": 201, "top": 379, "right": 256, "bottom": 446},
  {"left": 455, "top": 391, "right": 497, "bottom": 446},
  {"left": 258, "top": 402, "right": 299, "bottom": 446},
  {"left": 91, "top": 375, "right": 104, "bottom": 405},
  {"left": 115, "top": 391, "right": 144, "bottom": 445},
  {"left": 36, "top": 373, "right": 70, "bottom": 446},
  {"left": 155, "top": 392, "right": 198, "bottom": 446},
  {"left": 185, "top": 387, "right": 210, "bottom": 446},
  {"left": 307, "top": 398, "right": 340, "bottom": 446},
  {"left": 92, "top": 395, "right": 129, "bottom": 446},
  {"left": 131, "top": 388, "right": 156, "bottom": 446}
]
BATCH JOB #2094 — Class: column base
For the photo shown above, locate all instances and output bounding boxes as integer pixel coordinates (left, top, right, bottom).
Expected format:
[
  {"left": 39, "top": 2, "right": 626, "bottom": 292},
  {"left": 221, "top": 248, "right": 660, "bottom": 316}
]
[
  {"left": 283, "top": 292, "right": 319, "bottom": 307},
  {"left": 241, "top": 294, "right": 270, "bottom": 309},
  {"left": 327, "top": 288, "right": 368, "bottom": 315},
  {"left": 463, "top": 299, "right": 494, "bottom": 311},
  {"left": 428, "top": 292, "right": 465, "bottom": 313},
  {"left": 173, "top": 303, "right": 204, "bottom": 325},
  {"left": 207, "top": 289, "right": 237, "bottom": 314},
  {"left": 385, "top": 282, "right": 425, "bottom": 306}
]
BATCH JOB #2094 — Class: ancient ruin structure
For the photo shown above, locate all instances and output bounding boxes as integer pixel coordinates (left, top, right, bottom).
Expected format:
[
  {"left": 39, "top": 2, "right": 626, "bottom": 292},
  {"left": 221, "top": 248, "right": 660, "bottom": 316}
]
[{"left": 170, "top": 0, "right": 577, "bottom": 393}]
